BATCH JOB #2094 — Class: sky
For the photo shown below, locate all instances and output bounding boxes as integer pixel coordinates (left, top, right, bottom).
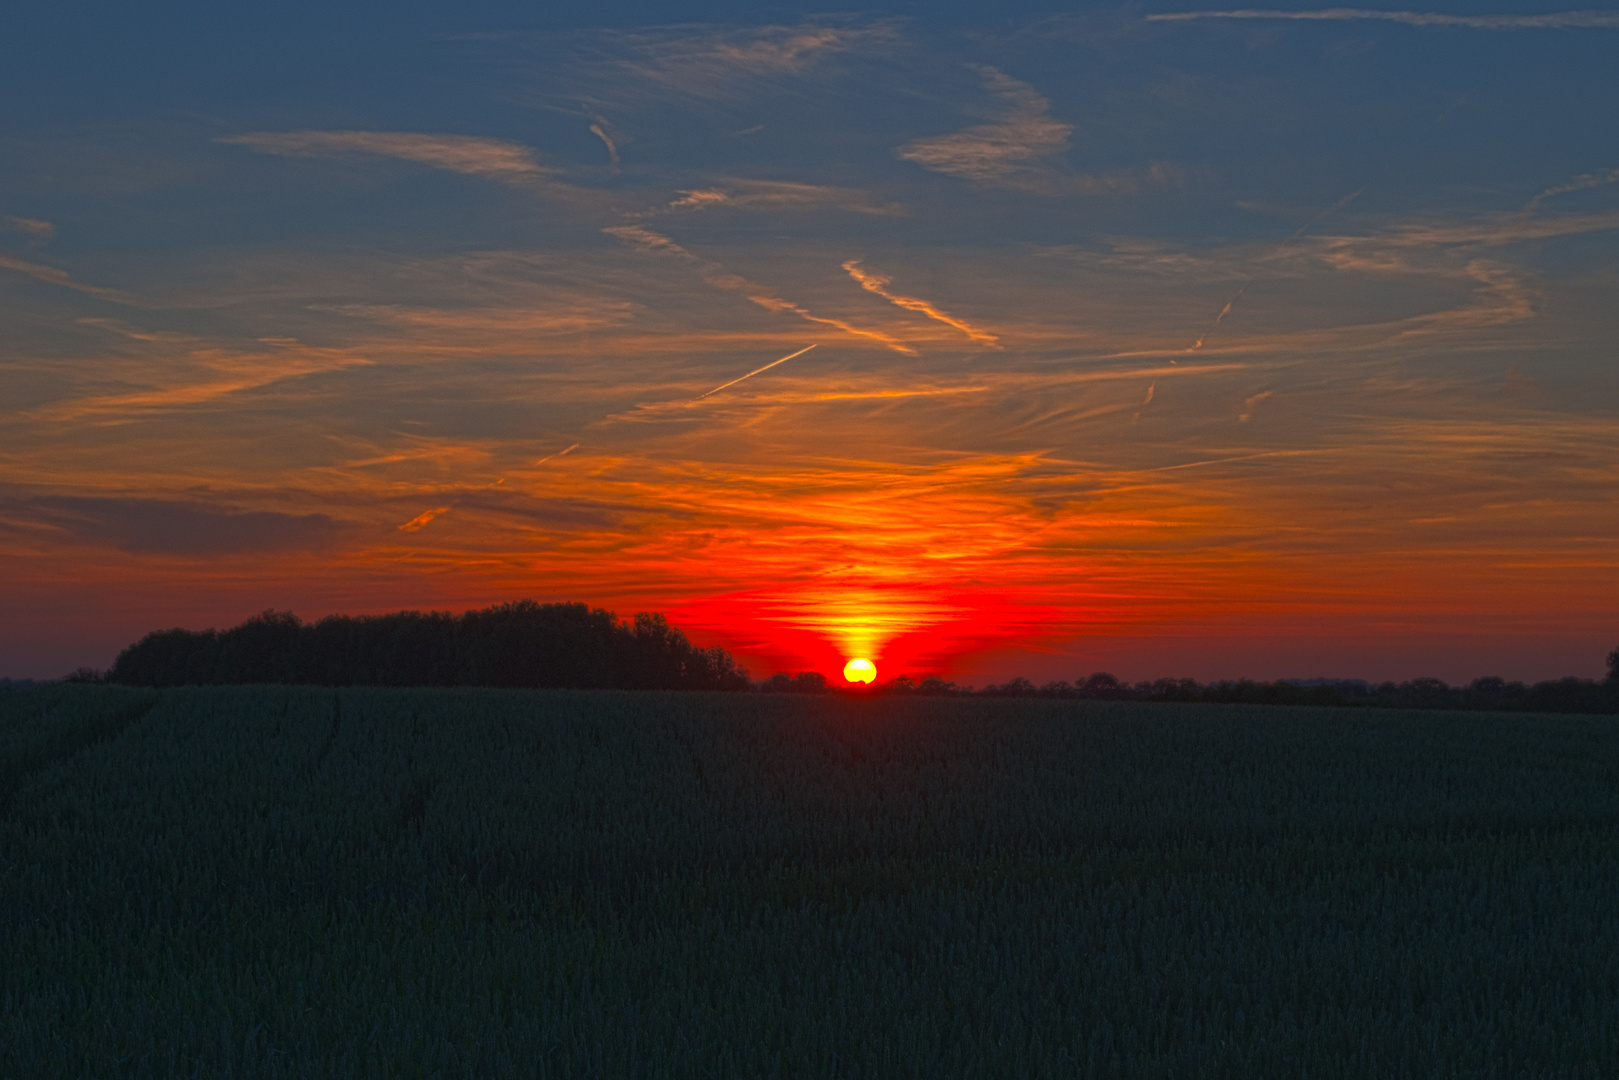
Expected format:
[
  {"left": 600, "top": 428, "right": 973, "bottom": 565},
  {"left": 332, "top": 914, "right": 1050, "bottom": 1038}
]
[{"left": 3, "top": 1, "right": 1617, "bottom": 684}]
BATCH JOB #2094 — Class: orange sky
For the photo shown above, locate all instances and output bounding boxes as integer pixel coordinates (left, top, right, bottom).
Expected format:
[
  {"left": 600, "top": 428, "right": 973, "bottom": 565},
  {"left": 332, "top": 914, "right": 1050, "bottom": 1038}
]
[{"left": 3, "top": 15, "right": 1618, "bottom": 682}]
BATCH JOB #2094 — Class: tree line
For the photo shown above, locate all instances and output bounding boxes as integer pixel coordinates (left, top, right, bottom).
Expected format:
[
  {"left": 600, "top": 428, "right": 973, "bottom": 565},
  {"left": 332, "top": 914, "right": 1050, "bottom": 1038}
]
[
  {"left": 763, "top": 649, "right": 1619, "bottom": 715},
  {"left": 55, "top": 602, "right": 1619, "bottom": 715},
  {"left": 100, "top": 603, "right": 751, "bottom": 691}
]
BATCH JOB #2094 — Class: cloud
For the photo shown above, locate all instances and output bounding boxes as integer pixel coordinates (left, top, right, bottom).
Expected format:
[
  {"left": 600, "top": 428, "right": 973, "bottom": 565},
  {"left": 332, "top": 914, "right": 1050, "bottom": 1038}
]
[
  {"left": 220, "top": 131, "right": 559, "bottom": 185},
  {"left": 587, "top": 112, "right": 623, "bottom": 172},
  {"left": 1132, "top": 381, "right": 1156, "bottom": 424},
  {"left": 318, "top": 302, "right": 635, "bottom": 335},
  {"left": 398, "top": 506, "right": 450, "bottom": 532},
  {"left": 6, "top": 217, "right": 54, "bottom": 242},
  {"left": 896, "top": 66, "right": 1073, "bottom": 186},
  {"left": 11, "top": 495, "right": 346, "bottom": 555},
  {"left": 603, "top": 224, "right": 917, "bottom": 353},
  {"left": 842, "top": 261, "right": 1000, "bottom": 347},
  {"left": 0, "top": 253, "right": 133, "bottom": 303},
  {"left": 603, "top": 24, "right": 892, "bottom": 98},
  {"left": 1328, "top": 208, "right": 1619, "bottom": 249},
  {"left": 1148, "top": 8, "right": 1619, "bottom": 29},
  {"left": 30, "top": 335, "right": 372, "bottom": 422},
  {"left": 1237, "top": 390, "right": 1272, "bottom": 422},
  {"left": 895, "top": 67, "right": 1177, "bottom": 196},
  {"left": 1523, "top": 166, "right": 1619, "bottom": 212},
  {"left": 642, "top": 179, "right": 902, "bottom": 217}
]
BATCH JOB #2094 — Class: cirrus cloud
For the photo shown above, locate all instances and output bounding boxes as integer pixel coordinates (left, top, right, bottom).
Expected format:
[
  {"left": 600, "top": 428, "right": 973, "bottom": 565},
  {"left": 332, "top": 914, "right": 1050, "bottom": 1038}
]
[
  {"left": 220, "top": 131, "right": 558, "bottom": 184},
  {"left": 1148, "top": 8, "right": 1619, "bottom": 30},
  {"left": 896, "top": 66, "right": 1073, "bottom": 186}
]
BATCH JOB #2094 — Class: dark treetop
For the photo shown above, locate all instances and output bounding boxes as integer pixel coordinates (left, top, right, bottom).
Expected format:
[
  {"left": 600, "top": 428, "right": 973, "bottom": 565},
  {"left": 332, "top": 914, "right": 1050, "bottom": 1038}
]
[{"left": 107, "top": 603, "right": 750, "bottom": 692}]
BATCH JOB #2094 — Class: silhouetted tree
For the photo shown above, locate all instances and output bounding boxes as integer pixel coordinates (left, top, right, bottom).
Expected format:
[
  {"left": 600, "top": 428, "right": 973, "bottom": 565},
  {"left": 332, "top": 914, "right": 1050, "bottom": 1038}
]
[
  {"left": 759, "top": 671, "right": 831, "bottom": 693},
  {"left": 1080, "top": 672, "right": 1124, "bottom": 700},
  {"left": 108, "top": 601, "right": 748, "bottom": 692},
  {"left": 1607, "top": 646, "right": 1619, "bottom": 684}
]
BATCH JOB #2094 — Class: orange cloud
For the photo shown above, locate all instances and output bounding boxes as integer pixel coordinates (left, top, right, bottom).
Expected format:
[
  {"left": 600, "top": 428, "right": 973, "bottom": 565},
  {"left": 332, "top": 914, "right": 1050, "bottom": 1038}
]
[
  {"left": 842, "top": 261, "right": 1000, "bottom": 347},
  {"left": 221, "top": 131, "right": 558, "bottom": 183},
  {"left": 604, "top": 225, "right": 918, "bottom": 354}
]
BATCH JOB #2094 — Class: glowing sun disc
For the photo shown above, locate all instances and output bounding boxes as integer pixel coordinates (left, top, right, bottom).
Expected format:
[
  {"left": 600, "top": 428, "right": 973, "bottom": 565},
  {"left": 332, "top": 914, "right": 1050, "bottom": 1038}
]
[{"left": 843, "top": 658, "right": 876, "bottom": 684}]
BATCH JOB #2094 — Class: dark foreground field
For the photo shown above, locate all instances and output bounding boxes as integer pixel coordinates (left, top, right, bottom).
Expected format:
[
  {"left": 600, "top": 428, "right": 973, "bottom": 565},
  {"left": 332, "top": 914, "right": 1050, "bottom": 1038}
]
[{"left": 3, "top": 686, "right": 1618, "bottom": 1078}]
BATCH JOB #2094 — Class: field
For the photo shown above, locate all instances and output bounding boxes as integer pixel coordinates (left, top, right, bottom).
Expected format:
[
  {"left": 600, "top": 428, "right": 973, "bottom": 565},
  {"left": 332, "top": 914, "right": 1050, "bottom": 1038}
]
[{"left": 3, "top": 685, "right": 1618, "bottom": 1078}]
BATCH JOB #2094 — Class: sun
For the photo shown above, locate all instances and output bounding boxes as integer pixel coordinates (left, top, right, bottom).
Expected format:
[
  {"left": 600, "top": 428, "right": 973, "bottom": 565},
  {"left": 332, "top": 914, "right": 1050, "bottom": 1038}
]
[{"left": 843, "top": 658, "right": 876, "bottom": 684}]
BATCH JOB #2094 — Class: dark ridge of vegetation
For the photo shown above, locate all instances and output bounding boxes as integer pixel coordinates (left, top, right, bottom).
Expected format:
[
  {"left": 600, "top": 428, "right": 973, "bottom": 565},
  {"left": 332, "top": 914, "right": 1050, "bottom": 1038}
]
[
  {"left": 763, "top": 644, "right": 1619, "bottom": 715},
  {"left": 60, "top": 600, "right": 1619, "bottom": 715},
  {"left": 936, "top": 671, "right": 1619, "bottom": 715},
  {"left": 104, "top": 602, "right": 750, "bottom": 692},
  {"left": 5, "top": 684, "right": 1619, "bottom": 1077}
]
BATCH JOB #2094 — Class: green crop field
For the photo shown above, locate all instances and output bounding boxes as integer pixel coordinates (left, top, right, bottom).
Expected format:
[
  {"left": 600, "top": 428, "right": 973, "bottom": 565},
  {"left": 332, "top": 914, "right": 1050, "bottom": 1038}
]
[{"left": 3, "top": 685, "right": 1618, "bottom": 1078}]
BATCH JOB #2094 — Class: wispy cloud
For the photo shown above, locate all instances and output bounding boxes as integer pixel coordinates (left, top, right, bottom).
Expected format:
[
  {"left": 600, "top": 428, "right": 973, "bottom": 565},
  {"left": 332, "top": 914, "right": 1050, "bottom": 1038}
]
[
  {"left": 0, "top": 253, "right": 133, "bottom": 303},
  {"left": 398, "top": 506, "right": 450, "bottom": 532},
  {"left": 602, "top": 24, "right": 892, "bottom": 98},
  {"left": 6, "top": 216, "right": 54, "bottom": 242},
  {"left": 221, "top": 131, "right": 559, "bottom": 184},
  {"left": 586, "top": 112, "right": 623, "bottom": 172},
  {"left": 1523, "top": 166, "right": 1619, "bottom": 212},
  {"left": 1148, "top": 8, "right": 1619, "bottom": 29},
  {"left": 896, "top": 66, "right": 1072, "bottom": 186},
  {"left": 1132, "top": 381, "right": 1156, "bottom": 424},
  {"left": 641, "top": 179, "right": 902, "bottom": 217},
  {"left": 896, "top": 66, "right": 1177, "bottom": 196},
  {"left": 1237, "top": 390, "right": 1272, "bottom": 422},
  {"left": 842, "top": 261, "right": 1000, "bottom": 347},
  {"left": 603, "top": 224, "right": 917, "bottom": 353},
  {"left": 29, "top": 336, "right": 372, "bottom": 422},
  {"left": 318, "top": 302, "right": 635, "bottom": 335}
]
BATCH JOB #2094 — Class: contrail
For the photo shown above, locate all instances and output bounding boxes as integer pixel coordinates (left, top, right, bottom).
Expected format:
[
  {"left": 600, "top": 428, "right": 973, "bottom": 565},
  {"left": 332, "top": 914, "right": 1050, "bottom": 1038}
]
[
  {"left": 695, "top": 344, "right": 817, "bottom": 400},
  {"left": 605, "top": 226, "right": 917, "bottom": 355},
  {"left": 405, "top": 342, "right": 804, "bottom": 531},
  {"left": 1213, "top": 284, "right": 1250, "bottom": 325},
  {"left": 1285, "top": 186, "right": 1365, "bottom": 241},
  {"left": 535, "top": 443, "right": 580, "bottom": 464},
  {"left": 1190, "top": 187, "right": 1362, "bottom": 350},
  {"left": 842, "top": 261, "right": 1001, "bottom": 347}
]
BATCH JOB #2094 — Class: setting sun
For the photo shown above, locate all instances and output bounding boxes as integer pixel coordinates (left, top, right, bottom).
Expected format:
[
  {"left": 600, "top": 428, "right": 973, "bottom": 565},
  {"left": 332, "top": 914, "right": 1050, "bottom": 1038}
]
[{"left": 843, "top": 658, "right": 877, "bottom": 684}]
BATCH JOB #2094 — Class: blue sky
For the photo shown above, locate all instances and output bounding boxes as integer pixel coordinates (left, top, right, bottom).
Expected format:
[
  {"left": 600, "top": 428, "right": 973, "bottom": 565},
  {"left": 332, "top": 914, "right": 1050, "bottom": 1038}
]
[{"left": 3, "top": 2, "right": 1617, "bottom": 682}]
